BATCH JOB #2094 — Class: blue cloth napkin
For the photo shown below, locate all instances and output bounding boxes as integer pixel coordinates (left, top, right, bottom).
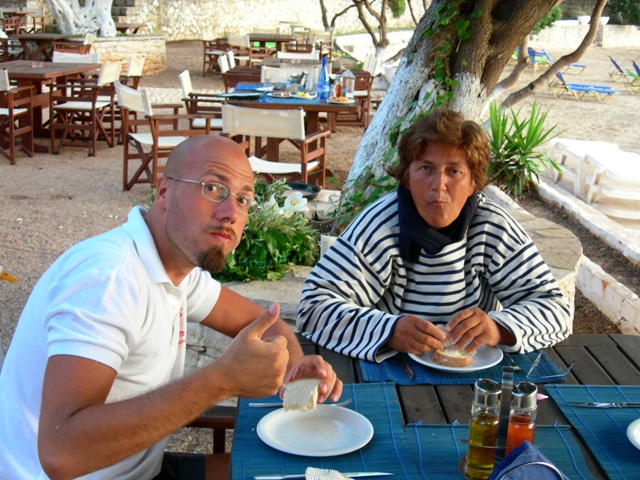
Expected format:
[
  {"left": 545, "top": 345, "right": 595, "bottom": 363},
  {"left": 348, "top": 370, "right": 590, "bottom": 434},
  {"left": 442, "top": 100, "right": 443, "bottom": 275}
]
[
  {"left": 488, "top": 441, "right": 569, "bottom": 480},
  {"left": 359, "top": 351, "right": 567, "bottom": 385}
]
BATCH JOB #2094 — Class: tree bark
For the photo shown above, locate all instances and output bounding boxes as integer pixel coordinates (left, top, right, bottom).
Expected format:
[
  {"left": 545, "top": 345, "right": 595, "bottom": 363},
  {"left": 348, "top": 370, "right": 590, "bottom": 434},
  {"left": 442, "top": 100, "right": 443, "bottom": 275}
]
[
  {"left": 343, "top": 0, "right": 560, "bottom": 213},
  {"left": 45, "top": 0, "right": 116, "bottom": 36}
]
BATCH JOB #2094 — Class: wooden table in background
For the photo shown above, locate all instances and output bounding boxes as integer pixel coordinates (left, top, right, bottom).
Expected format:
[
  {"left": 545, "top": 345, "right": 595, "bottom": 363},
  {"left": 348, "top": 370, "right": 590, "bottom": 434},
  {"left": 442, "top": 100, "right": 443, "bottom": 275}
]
[
  {"left": 249, "top": 33, "right": 296, "bottom": 51},
  {"left": 2, "top": 60, "right": 101, "bottom": 149},
  {"left": 14, "top": 33, "right": 75, "bottom": 61},
  {"left": 115, "top": 23, "right": 147, "bottom": 34}
]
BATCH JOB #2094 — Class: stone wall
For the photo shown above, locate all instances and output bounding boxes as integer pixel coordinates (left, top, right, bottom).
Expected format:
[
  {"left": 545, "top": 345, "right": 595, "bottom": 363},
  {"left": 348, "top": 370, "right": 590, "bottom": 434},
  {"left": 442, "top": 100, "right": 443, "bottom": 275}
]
[
  {"left": 91, "top": 34, "right": 166, "bottom": 75},
  {"left": 112, "top": 0, "right": 425, "bottom": 42},
  {"left": 532, "top": 23, "right": 640, "bottom": 48}
]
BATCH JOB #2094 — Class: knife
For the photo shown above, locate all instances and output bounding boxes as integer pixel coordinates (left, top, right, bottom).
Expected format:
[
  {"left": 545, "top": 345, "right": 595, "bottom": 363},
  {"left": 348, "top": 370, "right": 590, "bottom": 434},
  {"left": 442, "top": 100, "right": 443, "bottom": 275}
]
[
  {"left": 396, "top": 355, "right": 415, "bottom": 379},
  {"left": 568, "top": 401, "right": 640, "bottom": 408},
  {"left": 255, "top": 473, "right": 393, "bottom": 480}
]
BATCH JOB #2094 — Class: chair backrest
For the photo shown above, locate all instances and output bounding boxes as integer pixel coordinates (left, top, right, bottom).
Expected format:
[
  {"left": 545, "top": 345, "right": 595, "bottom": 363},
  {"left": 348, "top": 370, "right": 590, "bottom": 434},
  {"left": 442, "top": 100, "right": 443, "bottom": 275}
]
[
  {"left": 228, "top": 33, "right": 250, "bottom": 48},
  {"left": 0, "top": 69, "right": 11, "bottom": 91},
  {"left": 363, "top": 55, "right": 380, "bottom": 76},
  {"left": 115, "top": 81, "right": 145, "bottom": 113},
  {"left": 140, "top": 87, "right": 154, "bottom": 116},
  {"left": 202, "top": 28, "right": 216, "bottom": 41},
  {"left": 126, "top": 56, "right": 145, "bottom": 77},
  {"left": 609, "top": 57, "right": 624, "bottom": 74},
  {"left": 222, "top": 104, "right": 305, "bottom": 141},
  {"left": 83, "top": 32, "right": 97, "bottom": 45},
  {"left": 555, "top": 72, "right": 568, "bottom": 86},
  {"left": 52, "top": 51, "right": 100, "bottom": 63},
  {"left": 96, "top": 61, "right": 123, "bottom": 87},
  {"left": 633, "top": 61, "right": 640, "bottom": 76},
  {"left": 260, "top": 65, "right": 294, "bottom": 84},
  {"left": 217, "top": 53, "right": 230, "bottom": 73},
  {"left": 178, "top": 69, "right": 192, "bottom": 98},
  {"left": 226, "top": 50, "right": 237, "bottom": 69}
]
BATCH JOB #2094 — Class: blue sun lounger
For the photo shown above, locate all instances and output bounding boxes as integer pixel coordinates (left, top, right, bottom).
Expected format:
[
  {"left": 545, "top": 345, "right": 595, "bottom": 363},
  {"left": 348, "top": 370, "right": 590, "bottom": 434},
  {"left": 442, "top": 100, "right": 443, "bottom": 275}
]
[{"left": 549, "top": 73, "right": 617, "bottom": 101}]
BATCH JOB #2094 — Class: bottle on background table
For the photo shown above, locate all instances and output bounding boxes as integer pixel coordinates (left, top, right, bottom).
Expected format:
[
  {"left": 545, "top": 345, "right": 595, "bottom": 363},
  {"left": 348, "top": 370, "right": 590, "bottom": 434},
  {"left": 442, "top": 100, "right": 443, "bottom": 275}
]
[{"left": 317, "top": 56, "right": 331, "bottom": 102}]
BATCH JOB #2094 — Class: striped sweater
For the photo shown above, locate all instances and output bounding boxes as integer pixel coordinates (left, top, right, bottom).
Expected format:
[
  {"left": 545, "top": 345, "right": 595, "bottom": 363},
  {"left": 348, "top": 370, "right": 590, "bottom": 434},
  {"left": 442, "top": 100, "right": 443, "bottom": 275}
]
[{"left": 297, "top": 191, "right": 571, "bottom": 362}]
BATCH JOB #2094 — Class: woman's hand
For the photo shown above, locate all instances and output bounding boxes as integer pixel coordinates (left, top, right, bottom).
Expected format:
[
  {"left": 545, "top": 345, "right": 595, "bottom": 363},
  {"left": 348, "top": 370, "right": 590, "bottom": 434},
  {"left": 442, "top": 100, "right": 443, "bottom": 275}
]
[
  {"left": 446, "top": 308, "right": 513, "bottom": 352},
  {"left": 386, "top": 315, "right": 446, "bottom": 354}
]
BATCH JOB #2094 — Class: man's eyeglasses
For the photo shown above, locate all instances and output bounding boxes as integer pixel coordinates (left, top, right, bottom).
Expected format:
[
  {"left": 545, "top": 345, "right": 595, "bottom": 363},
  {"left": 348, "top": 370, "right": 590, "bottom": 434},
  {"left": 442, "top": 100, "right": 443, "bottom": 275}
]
[{"left": 165, "top": 177, "right": 259, "bottom": 215}]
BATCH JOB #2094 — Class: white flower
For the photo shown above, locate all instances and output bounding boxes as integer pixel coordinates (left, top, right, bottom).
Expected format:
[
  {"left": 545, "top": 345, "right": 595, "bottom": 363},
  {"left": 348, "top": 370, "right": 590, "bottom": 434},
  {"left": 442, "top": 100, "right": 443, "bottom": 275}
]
[
  {"left": 281, "top": 192, "right": 309, "bottom": 214},
  {"left": 263, "top": 194, "right": 279, "bottom": 211}
]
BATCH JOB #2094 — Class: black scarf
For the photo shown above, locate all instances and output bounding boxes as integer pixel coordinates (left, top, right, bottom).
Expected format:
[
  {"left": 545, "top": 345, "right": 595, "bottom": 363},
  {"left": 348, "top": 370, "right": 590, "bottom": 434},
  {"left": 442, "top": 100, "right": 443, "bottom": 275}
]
[{"left": 397, "top": 183, "right": 478, "bottom": 261}]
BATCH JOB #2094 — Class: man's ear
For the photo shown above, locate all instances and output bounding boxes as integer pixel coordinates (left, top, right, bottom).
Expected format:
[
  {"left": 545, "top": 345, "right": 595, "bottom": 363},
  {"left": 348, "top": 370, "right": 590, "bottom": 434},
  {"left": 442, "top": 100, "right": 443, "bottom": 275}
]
[{"left": 154, "top": 177, "right": 170, "bottom": 207}]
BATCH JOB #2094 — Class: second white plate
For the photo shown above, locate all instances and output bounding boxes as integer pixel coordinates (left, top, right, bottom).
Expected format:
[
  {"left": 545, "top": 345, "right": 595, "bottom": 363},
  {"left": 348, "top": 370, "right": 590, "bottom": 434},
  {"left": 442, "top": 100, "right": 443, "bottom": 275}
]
[
  {"left": 627, "top": 418, "right": 640, "bottom": 450},
  {"left": 256, "top": 404, "right": 373, "bottom": 456},
  {"left": 409, "top": 345, "right": 504, "bottom": 373}
]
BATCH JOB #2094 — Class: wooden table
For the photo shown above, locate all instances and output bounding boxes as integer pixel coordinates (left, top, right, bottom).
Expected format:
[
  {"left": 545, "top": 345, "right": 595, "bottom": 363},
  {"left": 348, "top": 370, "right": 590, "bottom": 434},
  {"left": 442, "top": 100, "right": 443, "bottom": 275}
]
[
  {"left": 199, "top": 333, "right": 640, "bottom": 479},
  {"left": 115, "top": 22, "right": 147, "bottom": 34},
  {"left": 2, "top": 60, "right": 101, "bottom": 148},
  {"left": 13, "top": 33, "right": 75, "bottom": 61},
  {"left": 249, "top": 33, "right": 296, "bottom": 51}
]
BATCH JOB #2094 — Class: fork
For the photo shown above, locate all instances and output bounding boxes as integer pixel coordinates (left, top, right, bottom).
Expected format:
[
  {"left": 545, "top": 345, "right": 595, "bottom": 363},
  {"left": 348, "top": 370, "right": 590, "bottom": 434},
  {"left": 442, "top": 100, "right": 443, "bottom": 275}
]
[
  {"left": 504, "top": 353, "right": 523, "bottom": 372},
  {"left": 248, "top": 398, "right": 353, "bottom": 408}
]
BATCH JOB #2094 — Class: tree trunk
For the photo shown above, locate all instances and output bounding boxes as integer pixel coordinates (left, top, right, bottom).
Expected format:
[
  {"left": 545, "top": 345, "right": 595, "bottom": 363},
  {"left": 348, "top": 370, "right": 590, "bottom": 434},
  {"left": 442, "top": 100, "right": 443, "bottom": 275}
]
[
  {"left": 45, "top": 0, "right": 116, "bottom": 36},
  {"left": 342, "top": 0, "right": 566, "bottom": 215}
]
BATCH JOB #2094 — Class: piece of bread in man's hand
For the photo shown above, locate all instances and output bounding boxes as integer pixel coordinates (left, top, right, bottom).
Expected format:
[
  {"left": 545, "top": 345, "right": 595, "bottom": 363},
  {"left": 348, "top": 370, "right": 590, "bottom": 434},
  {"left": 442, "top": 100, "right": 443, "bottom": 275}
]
[
  {"left": 431, "top": 325, "right": 473, "bottom": 368},
  {"left": 283, "top": 378, "right": 321, "bottom": 412}
]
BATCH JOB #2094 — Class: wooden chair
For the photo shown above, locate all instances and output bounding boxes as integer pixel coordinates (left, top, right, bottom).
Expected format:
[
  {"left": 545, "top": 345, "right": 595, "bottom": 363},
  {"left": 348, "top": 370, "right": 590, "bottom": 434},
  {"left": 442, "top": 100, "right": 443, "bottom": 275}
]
[
  {"left": 52, "top": 32, "right": 96, "bottom": 55},
  {"left": 227, "top": 34, "right": 252, "bottom": 66},
  {"left": 1, "top": 16, "right": 20, "bottom": 35},
  {"left": 178, "top": 69, "right": 223, "bottom": 131},
  {"left": 221, "top": 104, "right": 330, "bottom": 187},
  {"left": 284, "top": 43, "right": 313, "bottom": 53},
  {"left": 202, "top": 29, "right": 229, "bottom": 77},
  {"left": 186, "top": 405, "right": 237, "bottom": 454},
  {"left": 116, "top": 83, "right": 216, "bottom": 189},
  {"left": 50, "top": 61, "right": 122, "bottom": 156},
  {"left": 120, "top": 55, "right": 146, "bottom": 90},
  {"left": 52, "top": 51, "right": 100, "bottom": 64},
  {"left": 20, "top": 7, "right": 45, "bottom": 33},
  {"left": 0, "top": 69, "right": 34, "bottom": 164},
  {"left": 333, "top": 69, "right": 373, "bottom": 129},
  {"left": 221, "top": 66, "right": 261, "bottom": 92}
]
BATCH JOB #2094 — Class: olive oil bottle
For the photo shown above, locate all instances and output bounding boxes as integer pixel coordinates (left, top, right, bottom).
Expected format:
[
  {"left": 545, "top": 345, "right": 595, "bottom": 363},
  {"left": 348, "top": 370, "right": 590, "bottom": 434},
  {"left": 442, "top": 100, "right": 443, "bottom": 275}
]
[{"left": 466, "top": 379, "right": 501, "bottom": 480}]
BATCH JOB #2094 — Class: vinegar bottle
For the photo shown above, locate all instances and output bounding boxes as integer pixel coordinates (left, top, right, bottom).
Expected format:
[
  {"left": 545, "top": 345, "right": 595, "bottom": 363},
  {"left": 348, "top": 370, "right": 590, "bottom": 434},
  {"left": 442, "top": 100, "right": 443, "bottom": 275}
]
[
  {"left": 466, "top": 379, "right": 501, "bottom": 480},
  {"left": 505, "top": 382, "right": 537, "bottom": 456}
]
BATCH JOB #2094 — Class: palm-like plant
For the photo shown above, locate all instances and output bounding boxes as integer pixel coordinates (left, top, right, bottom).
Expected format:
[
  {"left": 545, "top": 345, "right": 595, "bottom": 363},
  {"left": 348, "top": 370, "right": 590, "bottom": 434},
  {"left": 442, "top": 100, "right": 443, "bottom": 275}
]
[{"left": 486, "top": 101, "right": 563, "bottom": 197}]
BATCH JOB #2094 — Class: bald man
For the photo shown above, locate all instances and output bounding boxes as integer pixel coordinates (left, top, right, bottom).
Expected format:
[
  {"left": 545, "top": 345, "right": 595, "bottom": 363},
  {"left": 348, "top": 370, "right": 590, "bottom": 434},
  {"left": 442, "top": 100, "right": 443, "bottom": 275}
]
[{"left": 0, "top": 136, "right": 342, "bottom": 480}]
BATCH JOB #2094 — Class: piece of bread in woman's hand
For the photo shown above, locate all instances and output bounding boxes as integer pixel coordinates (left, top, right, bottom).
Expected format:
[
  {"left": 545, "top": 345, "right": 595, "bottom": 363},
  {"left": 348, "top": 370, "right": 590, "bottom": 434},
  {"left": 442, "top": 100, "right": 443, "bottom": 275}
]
[
  {"left": 283, "top": 378, "right": 321, "bottom": 412},
  {"left": 431, "top": 324, "right": 473, "bottom": 368}
]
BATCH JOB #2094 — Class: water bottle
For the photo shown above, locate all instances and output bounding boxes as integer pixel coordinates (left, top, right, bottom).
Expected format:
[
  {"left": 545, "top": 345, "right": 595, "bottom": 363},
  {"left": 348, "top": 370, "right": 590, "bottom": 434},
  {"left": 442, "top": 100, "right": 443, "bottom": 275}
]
[
  {"left": 317, "top": 56, "right": 330, "bottom": 102},
  {"left": 342, "top": 69, "right": 355, "bottom": 100},
  {"left": 467, "top": 379, "right": 501, "bottom": 480},
  {"left": 505, "top": 382, "right": 537, "bottom": 456}
]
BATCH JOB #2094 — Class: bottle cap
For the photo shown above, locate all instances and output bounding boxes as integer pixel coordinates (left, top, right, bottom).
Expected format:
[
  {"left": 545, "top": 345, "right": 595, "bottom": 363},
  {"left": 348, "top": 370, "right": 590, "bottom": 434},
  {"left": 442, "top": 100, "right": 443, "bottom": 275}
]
[
  {"left": 473, "top": 378, "right": 501, "bottom": 407},
  {"left": 511, "top": 381, "right": 537, "bottom": 409}
]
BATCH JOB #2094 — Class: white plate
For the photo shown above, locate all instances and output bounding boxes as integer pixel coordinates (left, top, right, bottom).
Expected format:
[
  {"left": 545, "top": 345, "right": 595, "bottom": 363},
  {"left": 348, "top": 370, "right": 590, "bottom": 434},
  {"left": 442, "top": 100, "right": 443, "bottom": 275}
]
[
  {"left": 409, "top": 345, "right": 504, "bottom": 373},
  {"left": 627, "top": 418, "right": 640, "bottom": 450},
  {"left": 255, "top": 86, "right": 274, "bottom": 92},
  {"left": 256, "top": 404, "right": 374, "bottom": 456},
  {"left": 328, "top": 99, "right": 355, "bottom": 104}
]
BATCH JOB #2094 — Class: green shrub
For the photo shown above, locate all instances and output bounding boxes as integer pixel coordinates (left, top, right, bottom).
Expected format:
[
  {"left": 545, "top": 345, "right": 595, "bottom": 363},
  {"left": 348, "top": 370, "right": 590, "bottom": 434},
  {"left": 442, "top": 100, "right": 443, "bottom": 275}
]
[
  {"left": 216, "top": 180, "right": 320, "bottom": 282},
  {"left": 486, "top": 102, "right": 563, "bottom": 198}
]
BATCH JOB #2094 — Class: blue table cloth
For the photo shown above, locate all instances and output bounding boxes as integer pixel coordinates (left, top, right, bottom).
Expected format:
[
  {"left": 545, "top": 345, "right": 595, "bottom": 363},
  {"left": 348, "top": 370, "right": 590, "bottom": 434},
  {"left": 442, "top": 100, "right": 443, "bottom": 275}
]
[
  {"left": 546, "top": 385, "right": 640, "bottom": 480},
  {"left": 360, "top": 351, "right": 568, "bottom": 385},
  {"left": 231, "top": 382, "right": 422, "bottom": 480}
]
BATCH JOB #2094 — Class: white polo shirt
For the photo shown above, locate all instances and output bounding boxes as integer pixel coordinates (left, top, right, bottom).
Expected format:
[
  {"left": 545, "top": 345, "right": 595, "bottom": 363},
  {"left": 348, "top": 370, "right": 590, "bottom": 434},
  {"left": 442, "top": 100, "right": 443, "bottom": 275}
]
[{"left": 0, "top": 206, "right": 221, "bottom": 479}]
